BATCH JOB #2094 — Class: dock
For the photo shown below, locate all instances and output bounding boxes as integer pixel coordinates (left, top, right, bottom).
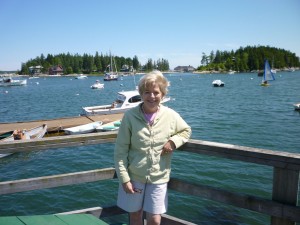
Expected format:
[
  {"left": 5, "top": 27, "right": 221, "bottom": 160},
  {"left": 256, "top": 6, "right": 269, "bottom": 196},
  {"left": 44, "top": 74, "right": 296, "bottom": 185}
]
[
  {"left": 0, "top": 214, "right": 110, "bottom": 225},
  {"left": 0, "top": 113, "right": 124, "bottom": 134},
  {"left": 0, "top": 132, "right": 299, "bottom": 224}
]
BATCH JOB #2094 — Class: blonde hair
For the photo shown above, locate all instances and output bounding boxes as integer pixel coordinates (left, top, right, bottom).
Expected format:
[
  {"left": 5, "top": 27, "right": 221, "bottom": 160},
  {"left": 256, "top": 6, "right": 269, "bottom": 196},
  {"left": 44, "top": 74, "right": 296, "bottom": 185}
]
[{"left": 138, "top": 70, "right": 169, "bottom": 97}]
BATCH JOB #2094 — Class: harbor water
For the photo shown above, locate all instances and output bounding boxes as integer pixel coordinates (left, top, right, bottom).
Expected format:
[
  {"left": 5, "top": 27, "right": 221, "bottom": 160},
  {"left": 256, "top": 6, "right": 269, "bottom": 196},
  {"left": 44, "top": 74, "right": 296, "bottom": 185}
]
[{"left": 0, "top": 71, "right": 300, "bottom": 224}]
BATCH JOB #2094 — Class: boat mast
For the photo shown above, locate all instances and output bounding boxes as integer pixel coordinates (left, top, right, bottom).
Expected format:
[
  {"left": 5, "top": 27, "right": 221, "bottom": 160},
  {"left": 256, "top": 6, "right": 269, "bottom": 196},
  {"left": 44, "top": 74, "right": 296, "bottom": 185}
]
[{"left": 110, "top": 51, "right": 113, "bottom": 73}]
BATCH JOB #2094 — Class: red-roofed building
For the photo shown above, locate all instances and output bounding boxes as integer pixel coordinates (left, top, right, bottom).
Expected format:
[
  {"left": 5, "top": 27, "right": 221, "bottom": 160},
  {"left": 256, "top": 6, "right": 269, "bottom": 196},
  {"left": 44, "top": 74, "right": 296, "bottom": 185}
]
[{"left": 49, "top": 65, "right": 63, "bottom": 75}]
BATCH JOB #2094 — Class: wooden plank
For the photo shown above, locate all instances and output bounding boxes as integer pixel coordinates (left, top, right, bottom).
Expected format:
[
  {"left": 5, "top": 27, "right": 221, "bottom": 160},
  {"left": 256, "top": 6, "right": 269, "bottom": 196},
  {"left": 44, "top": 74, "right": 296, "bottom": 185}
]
[
  {"left": 0, "top": 217, "right": 24, "bottom": 225},
  {"left": 271, "top": 167, "right": 299, "bottom": 225},
  {"left": 168, "top": 178, "right": 300, "bottom": 222},
  {"left": 1, "top": 137, "right": 300, "bottom": 171},
  {"left": 0, "top": 131, "right": 118, "bottom": 154},
  {"left": 56, "top": 214, "right": 108, "bottom": 225},
  {"left": 181, "top": 139, "right": 300, "bottom": 170},
  {"left": 57, "top": 206, "right": 104, "bottom": 218},
  {"left": 0, "top": 168, "right": 117, "bottom": 195},
  {"left": 161, "top": 214, "right": 197, "bottom": 225},
  {"left": 18, "top": 215, "right": 66, "bottom": 225}
]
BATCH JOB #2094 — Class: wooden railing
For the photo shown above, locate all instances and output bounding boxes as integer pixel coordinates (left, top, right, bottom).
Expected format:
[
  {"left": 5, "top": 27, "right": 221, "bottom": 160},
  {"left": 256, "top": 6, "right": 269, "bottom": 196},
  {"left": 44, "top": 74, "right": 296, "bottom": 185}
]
[{"left": 0, "top": 132, "right": 299, "bottom": 225}]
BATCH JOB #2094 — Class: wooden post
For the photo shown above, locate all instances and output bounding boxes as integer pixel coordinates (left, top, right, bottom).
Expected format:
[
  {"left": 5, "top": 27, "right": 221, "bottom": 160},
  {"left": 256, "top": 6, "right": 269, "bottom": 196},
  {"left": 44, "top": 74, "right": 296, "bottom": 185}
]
[{"left": 271, "top": 167, "right": 299, "bottom": 225}]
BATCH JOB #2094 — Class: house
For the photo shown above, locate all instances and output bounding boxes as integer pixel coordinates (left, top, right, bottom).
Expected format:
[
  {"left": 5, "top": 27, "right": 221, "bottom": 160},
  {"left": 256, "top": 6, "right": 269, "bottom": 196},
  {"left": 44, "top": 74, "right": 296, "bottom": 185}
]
[
  {"left": 174, "top": 65, "right": 195, "bottom": 72},
  {"left": 120, "top": 64, "right": 135, "bottom": 75},
  {"left": 49, "top": 65, "right": 63, "bottom": 75},
  {"left": 29, "top": 65, "right": 43, "bottom": 75}
]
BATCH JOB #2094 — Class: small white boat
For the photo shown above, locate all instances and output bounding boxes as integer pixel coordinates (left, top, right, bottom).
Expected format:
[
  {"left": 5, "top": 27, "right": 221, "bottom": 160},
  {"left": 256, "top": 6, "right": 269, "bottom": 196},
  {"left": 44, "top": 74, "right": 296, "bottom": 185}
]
[
  {"left": 0, "top": 124, "right": 47, "bottom": 142},
  {"left": 91, "top": 80, "right": 104, "bottom": 89},
  {"left": 0, "top": 124, "right": 48, "bottom": 158},
  {"left": 95, "top": 120, "right": 121, "bottom": 132},
  {"left": 75, "top": 74, "right": 88, "bottom": 79},
  {"left": 0, "top": 77, "right": 27, "bottom": 87},
  {"left": 293, "top": 103, "right": 300, "bottom": 111},
  {"left": 82, "top": 90, "right": 171, "bottom": 115},
  {"left": 212, "top": 80, "right": 225, "bottom": 87},
  {"left": 63, "top": 121, "right": 103, "bottom": 135}
]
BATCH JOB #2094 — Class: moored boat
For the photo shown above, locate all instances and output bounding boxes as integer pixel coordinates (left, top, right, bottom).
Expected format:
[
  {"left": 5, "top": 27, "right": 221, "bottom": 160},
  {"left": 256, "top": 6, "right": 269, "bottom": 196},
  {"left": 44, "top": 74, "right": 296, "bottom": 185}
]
[
  {"left": 63, "top": 121, "right": 103, "bottom": 135},
  {"left": 0, "top": 124, "right": 48, "bottom": 158},
  {"left": 91, "top": 80, "right": 104, "bottom": 89},
  {"left": 95, "top": 120, "right": 121, "bottom": 132},
  {"left": 0, "top": 124, "right": 47, "bottom": 142},
  {"left": 212, "top": 79, "right": 225, "bottom": 87},
  {"left": 293, "top": 102, "right": 300, "bottom": 111},
  {"left": 104, "top": 51, "right": 119, "bottom": 81},
  {"left": 75, "top": 74, "right": 88, "bottom": 79},
  {"left": 0, "top": 77, "right": 27, "bottom": 87},
  {"left": 81, "top": 90, "right": 171, "bottom": 115}
]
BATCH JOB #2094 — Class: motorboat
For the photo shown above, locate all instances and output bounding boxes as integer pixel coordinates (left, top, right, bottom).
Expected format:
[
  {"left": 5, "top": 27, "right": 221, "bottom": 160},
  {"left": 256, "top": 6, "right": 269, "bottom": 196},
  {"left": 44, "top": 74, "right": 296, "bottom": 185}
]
[
  {"left": 0, "top": 124, "right": 47, "bottom": 158},
  {"left": 212, "top": 80, "right": 225, "bottom": 87},
  {"left": 75, "top": 74, "right": 88, "bottom": 79},
  {"left": 0, "top": 77, "right": 27, "bottom": 87},
  {"left": 91, "top": 80, "right": 104, "bottom": 89},
  {"left": 95, "top": 120, "right": 121, "bottom": 132},
  {"left": 63, "top": 121, "right": 103, "bottom": 135},
  {"left": 293, "top": 103, "right": 300, "bottom": 111},
  {"left": 82, "top": 90, "right": 171, "bottom": 115}
]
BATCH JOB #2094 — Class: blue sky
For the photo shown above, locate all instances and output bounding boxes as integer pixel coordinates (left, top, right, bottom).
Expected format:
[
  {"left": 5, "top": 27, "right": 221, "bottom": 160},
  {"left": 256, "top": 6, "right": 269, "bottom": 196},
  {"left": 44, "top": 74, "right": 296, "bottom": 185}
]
[{"left": 0, "top": 0, "right": 299, "bottom": 71}]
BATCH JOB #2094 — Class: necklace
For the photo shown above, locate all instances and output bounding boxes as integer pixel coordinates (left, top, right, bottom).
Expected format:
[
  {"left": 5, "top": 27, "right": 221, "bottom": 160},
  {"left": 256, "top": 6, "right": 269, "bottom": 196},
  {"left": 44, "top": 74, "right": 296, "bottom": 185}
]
[{"left": 142, "top": 105, "right": 159, "bottom": 125}]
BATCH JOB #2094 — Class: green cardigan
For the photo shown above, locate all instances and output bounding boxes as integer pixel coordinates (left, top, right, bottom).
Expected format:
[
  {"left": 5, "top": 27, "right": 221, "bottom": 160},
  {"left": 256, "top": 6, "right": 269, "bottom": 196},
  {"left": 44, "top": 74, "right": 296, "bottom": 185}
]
[{"left": 114, "top": 104, "right": 191, "bottom": 184}]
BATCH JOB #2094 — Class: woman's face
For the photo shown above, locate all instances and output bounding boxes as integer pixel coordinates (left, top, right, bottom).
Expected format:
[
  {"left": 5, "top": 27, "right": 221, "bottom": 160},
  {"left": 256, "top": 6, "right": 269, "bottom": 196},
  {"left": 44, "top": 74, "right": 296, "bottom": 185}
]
[{"left": 142, "top": 83, "right": 163, "bottom": 113}]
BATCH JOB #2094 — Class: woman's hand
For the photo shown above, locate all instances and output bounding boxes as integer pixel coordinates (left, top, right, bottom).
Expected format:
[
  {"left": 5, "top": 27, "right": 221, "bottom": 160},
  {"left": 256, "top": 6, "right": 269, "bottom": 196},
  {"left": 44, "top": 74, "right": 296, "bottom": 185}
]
[
  {"left": 162, "top": 140, "right": 176, "bottom": 155},
  {"left": 122, "top": 181, "right": 135, "bottom": 194}
]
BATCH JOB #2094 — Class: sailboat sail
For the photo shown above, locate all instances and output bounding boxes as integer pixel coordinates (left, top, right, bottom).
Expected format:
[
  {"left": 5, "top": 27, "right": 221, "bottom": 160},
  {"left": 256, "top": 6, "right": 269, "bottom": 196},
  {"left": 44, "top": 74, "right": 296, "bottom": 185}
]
[{"left": 263, "top": 60, "right": 275, "bottom": 82}]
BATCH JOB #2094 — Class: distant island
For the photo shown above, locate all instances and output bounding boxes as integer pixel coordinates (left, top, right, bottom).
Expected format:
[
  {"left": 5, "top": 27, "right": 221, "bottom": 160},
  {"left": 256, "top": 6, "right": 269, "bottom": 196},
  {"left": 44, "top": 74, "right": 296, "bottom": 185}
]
[
  {"left": 195, "top": 45, "right": 299, "bottom": 73},
  {"left": 1, "top": 45, "right": 299, "bottom": 75}
]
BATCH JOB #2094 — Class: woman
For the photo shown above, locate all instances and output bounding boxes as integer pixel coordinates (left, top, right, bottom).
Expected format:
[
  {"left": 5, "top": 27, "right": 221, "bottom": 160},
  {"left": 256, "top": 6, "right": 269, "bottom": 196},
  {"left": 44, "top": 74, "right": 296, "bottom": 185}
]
[{"left": 114, "top": 70, "right": 191, "bottom": 225}]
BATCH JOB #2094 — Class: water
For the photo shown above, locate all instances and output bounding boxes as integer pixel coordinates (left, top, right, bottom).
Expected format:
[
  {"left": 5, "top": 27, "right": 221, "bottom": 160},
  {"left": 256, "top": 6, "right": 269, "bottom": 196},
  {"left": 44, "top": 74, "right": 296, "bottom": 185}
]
[{"left": 0, "top": 72, "right": 300, "bottom": 224}]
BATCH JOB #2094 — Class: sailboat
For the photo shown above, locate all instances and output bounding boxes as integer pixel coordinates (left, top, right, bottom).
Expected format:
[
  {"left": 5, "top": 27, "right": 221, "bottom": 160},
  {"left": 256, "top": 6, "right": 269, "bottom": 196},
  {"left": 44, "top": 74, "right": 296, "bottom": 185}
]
[
  {"left": 104, "top": 52, "right": 119, "bottom": 81},
  {"left": 260, "top": 60, "right": 275, "bottom": 86}
]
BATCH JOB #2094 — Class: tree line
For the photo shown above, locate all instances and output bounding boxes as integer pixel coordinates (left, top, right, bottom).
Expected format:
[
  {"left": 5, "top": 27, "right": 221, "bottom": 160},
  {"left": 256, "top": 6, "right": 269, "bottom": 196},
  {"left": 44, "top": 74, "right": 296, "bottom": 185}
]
[
  {"left": 198, "top": 45, "right": 300, "bottom": 72},
  {"left": 17, "top": 45, "right": 299, "bottom": 75},
  {"left": 19, "top": 52, "right": 170, "bottom": 75}
]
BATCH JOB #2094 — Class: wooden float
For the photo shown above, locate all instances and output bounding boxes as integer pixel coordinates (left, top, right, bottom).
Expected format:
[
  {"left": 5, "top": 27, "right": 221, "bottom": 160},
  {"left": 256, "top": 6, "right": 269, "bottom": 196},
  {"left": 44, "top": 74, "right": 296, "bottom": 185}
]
[{"left": 0, "top": 113, "right": 124, "bottom": 135}]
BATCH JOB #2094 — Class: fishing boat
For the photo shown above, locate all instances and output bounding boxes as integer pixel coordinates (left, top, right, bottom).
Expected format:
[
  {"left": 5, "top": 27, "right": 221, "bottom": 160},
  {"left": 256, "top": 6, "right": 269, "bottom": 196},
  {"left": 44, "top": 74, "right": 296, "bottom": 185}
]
[
  {"left": 104, "top": 52, "right": 119, "bottom": 81},
  {"left": 0, "top": 77, "right": 27, "bottom": 87},
  {"left": 212, "top": 79, "right": 225, "bottom": 87},
  {"left": 63, "top": 121, "right": 103, "bottom": 135},
  {"left": 260, "top": 60, "right": 275, "bottom": 86},
  {"left": 95, "top": 120, "right": 121, "bottom": 132},
  {"left": 0, "top": 124, "right": 47, "bottom": 158},
  {"left": 81, "top": 90, "right": 171, "bottom": 115},
  {"left": 90, "top": 80, "right": 104, "bottom": 89}
]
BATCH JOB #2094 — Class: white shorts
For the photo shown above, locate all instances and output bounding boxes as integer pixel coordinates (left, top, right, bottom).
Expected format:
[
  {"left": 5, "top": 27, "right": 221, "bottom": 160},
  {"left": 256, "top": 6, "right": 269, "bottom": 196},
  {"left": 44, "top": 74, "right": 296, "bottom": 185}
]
[{"left": 117, "top": 181, "right": 168, "bottom": 214}]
